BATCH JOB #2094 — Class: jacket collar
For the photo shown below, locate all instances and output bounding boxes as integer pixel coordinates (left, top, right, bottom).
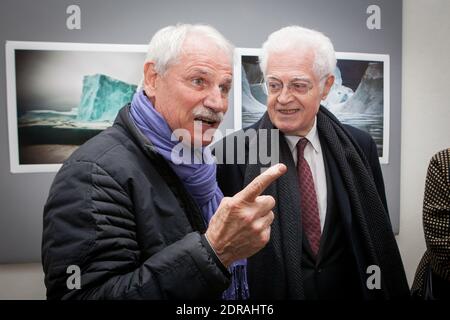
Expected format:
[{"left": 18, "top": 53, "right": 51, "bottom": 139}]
[
  {"left": 113, "top": 104, "right": 207, "bottom": 232},
  {"left": 114, "top": 104, "right": 171, "bottom": 162}
]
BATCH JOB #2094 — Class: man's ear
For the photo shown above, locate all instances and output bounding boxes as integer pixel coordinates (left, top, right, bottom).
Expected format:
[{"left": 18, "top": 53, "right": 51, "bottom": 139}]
[
  {"left": 143, "top": 61, "right": 158, "bottom": 97},
  {"left": 321, "top": 74, "right": 335, "bottom": 100}
]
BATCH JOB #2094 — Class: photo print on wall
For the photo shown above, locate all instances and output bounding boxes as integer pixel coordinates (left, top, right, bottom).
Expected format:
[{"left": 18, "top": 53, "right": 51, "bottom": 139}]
[{"left": 6, "top": 41, "right": 147, "bottom": 173}]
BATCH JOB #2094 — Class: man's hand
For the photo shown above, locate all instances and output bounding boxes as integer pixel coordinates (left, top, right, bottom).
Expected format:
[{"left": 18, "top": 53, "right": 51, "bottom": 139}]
[{"left": 206, "top": 164, "right": 287, "bottom": 267}]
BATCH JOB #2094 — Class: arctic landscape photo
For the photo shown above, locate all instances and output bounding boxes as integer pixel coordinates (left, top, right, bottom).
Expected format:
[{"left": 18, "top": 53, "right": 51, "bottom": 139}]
[
  {"left": 322, "top": 59, "right": 386, "bottom": 159},
  {"left": 10, "top": 46, "right": 145, "bottom": 169}
]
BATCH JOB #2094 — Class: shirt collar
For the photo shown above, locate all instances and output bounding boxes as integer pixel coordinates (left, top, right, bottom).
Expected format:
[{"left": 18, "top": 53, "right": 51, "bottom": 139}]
[{"left": 284, "top": 116, "right": 321, "bottom": 154}]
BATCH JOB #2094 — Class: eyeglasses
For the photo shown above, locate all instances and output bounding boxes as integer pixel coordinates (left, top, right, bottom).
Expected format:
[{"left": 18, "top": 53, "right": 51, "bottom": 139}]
[{"left": 264, "top": 75, "right": 328, "bottom": 96}]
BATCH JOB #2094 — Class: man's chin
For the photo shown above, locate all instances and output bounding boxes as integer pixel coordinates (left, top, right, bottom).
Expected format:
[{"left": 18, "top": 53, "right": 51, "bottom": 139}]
[
  {"left": 197, "top": 136, "right": 215, "bottom": 147},
  {"left": 193, "top": 127, "right": 218, "bottom": 147},
  {"left": 273, "top": 122, "right": 296, "bottom": 134},
  {"left": 182, "top": 134, "right": 215, "bottom": 148},
  {"left": 272, "top": 119, "right": 309, "bottom": 136}
]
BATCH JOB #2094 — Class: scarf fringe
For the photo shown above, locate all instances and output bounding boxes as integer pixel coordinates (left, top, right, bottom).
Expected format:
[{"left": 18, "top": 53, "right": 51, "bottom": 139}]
[{"left": 222, "top": 265, "right": 249, "bottom": 300}]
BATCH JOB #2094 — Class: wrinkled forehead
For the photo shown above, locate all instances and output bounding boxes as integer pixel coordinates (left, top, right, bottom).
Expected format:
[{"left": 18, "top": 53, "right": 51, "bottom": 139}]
[
  {"left": 179, "top": 35, "right": 233, "bottom": 65},
  {"left": 266, "top": 49, "right": 316, "bottom": 79}
]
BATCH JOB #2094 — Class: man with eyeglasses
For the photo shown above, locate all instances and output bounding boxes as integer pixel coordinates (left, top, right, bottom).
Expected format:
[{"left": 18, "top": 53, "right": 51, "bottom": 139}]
[{"left": 215, "top": 26, "right": 409, "bottom": 299}]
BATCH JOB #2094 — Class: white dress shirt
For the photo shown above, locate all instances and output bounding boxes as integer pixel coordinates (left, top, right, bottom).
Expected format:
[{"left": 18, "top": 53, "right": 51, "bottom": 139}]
[{"left": 284, "top": 117, "right": 327, "bottom": 232}]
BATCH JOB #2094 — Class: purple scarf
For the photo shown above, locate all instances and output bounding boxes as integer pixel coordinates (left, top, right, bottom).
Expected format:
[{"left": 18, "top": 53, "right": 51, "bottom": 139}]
[{"left": 129, "top": 91, "right": 249, "bottom": 300}]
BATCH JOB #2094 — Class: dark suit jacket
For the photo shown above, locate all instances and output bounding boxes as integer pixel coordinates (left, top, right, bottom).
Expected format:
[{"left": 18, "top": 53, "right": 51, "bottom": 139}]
[{"left": 215, "top": 113, "right": 396, "bottom": 300}]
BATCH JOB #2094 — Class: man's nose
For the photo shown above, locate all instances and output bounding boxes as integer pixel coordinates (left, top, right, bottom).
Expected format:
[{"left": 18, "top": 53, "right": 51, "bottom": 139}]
[
  {"left": 277, "top": 86, "right": 294, "bottom": 105},
  {"left": 204, "top": 86, "right": 226, "bottom": 113}
]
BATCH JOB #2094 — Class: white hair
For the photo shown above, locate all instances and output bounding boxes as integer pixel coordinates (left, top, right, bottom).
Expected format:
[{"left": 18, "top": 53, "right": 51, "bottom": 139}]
[
  {"left": 138, "top": 23, "right": 234, "bottom": 90},
  {"left": 259, "top": 26, "right": 336, "bottom": 80}
]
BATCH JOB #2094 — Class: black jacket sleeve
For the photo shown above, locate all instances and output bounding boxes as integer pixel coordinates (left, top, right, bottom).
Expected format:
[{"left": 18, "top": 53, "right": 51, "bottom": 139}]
[{"left": 42, "top": 161, "right": 230, "bottom": 300}]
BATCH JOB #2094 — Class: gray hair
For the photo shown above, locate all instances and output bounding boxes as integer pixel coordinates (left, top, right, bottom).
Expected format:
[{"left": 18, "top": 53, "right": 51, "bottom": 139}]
[
  {"left": 259, "top": 26, "right": 336, "bottom": 80},
  {"left": 138, "top": 23, "right": 234, "bottom": 90}
]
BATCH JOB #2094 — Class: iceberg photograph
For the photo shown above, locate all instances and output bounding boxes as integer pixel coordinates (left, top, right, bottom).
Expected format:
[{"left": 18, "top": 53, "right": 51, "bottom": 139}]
[
  {"left": 241, "top": 55, "right": 267, "bottom": 128},
  {"left": 6, "top": 42, "right": 146, "bottom": 172},
  {"left": 322, "top": 58, "right": 386, "bottom": 160},
  {"left": 235, "top": 50, "right": 389, "bottom": 163}
]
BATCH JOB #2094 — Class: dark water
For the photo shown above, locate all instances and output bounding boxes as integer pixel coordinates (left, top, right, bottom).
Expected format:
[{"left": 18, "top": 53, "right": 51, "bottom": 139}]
[
  {"left": 18, "top": 125, "right": 103, "bottom": 164},
  {"left": 334, "top": 112, "right": 384, "bottom": 157},
  {"left": 19, "top": 125, "right": 102, "bottom": 146}
]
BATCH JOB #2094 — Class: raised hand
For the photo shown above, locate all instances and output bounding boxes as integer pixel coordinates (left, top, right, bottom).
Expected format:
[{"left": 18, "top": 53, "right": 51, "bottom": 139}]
[{"left": 206, "top": 164, "right": 287, "bottom": 267}]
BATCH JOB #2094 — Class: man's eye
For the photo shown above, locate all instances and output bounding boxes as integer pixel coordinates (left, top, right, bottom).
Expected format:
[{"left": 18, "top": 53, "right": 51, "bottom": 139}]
[
  {"left": 220, "top": 84, "right": 231, "bottom": 94},
  {"left": 192, "top": 78, "right": 205, "bottom": 86},
  {"left": 292, "top": 82, "right": 311, "bottom": 92},
  {"left": 292, "top": 82, "right": 309, "bottom": 89},
  {"left": 268, "top": 82, "right": 282, "bottom": 90}
]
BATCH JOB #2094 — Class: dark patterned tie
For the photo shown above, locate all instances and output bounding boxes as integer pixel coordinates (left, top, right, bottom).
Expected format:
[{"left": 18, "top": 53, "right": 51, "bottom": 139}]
[{"left": 297, "top": 138, "right": 321, "bottom": 257}]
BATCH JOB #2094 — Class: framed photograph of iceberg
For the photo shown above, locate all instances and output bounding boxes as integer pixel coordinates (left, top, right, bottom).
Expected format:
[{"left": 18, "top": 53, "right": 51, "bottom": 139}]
[
  {"left": 6, "top": 41, "right": 147, "bottom": 173},
  {"left": 234, "top": 48, "right": 390, "bottom": 164}
]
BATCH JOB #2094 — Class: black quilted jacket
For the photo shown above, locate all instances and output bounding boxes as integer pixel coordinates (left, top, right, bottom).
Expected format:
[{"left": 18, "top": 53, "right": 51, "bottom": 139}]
[{"left": 42, "top": 105, "right": 230, "bottom": 299}]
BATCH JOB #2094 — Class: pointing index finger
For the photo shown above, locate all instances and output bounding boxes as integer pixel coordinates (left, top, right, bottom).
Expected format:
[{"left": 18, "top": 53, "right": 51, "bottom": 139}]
[{"left": 234, "top": 164, "right": 287, "bottom": 202}]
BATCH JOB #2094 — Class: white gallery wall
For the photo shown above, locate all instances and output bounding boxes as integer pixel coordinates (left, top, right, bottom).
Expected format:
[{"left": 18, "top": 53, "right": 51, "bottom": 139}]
[
  {"left": 0, "top": 0, "right": 449, "bottom": 299},
  {"left": 397, "top": 0, "right": 450, "bottom": 285},
  {"left": 0, "top": 263, "right": 45, "bottom": 299}
]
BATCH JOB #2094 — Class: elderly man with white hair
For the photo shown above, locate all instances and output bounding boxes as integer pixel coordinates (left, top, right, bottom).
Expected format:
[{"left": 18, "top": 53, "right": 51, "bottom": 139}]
[
  {"left": 42, "top": 24, "right": 286, "bottom": 300},
  {"left": 216, "top": 26, "right": 410, "bottom": 299}
]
